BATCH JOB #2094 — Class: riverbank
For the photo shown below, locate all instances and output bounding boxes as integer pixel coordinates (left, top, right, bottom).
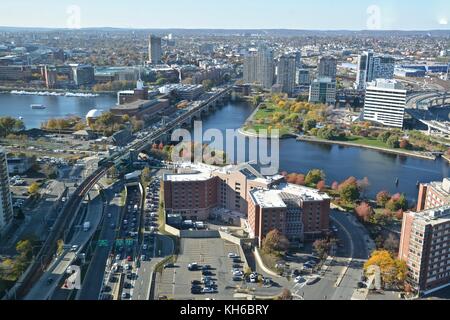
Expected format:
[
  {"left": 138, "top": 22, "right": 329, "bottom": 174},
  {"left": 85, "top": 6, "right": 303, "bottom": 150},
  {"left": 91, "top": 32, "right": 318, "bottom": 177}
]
[
  {"left": 0, "top": 86, "right": 115, "bottom": 95},
  {"left": 297, "top": 135, "right": 437, "bottom": 161},
  {"left": 241, "top": 99, "right": 297, "bottom": 138}
]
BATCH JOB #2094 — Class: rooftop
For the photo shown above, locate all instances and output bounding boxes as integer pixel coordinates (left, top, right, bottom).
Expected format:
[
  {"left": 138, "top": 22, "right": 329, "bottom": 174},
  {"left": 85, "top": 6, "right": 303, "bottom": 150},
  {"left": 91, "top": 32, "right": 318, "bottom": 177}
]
[
  {"left": 250, "top": 183, "right": 330, "bottom": 209},
  {"left": 413, "top": 205, "right": 450, "bottom": 225},
  {"left": 111, "top": 99, "right": 162, "bottom": 111}
]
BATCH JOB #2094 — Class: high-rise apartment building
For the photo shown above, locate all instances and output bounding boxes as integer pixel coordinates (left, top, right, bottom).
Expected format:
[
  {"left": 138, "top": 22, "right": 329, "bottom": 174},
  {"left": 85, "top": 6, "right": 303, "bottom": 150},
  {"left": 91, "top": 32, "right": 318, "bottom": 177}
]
[
  {"left": 296, "top": 69, "right": 311, "bottom": 85},
  {"left": 149, "top": 35, "right": 162, "bottom": 65},
  {"left": 318, "top": 55, "right": 337, "bottom": 81},
  {"left": 243, "top": 48, "right": 274, "bottom": 89},
  {"left": 363, "top": 79, "right": 406, "bottom": 128},
  {"left": 309, "top": 77, "right": 336, "bottom": 105},
  {"left": 356, "top": 51, "right": 395, "bottom": 90},
  {"left": 0, "top": 148, "right": 13, "bottom": 237},
  {"left": 276, "top": 55, "right": 296, "bottom": 96},
  {"left": 417, "top": 178, "right": 450, "bottom": 212},
  {"left": 399, "top": 205, "right": 450, "bottom": 295}
]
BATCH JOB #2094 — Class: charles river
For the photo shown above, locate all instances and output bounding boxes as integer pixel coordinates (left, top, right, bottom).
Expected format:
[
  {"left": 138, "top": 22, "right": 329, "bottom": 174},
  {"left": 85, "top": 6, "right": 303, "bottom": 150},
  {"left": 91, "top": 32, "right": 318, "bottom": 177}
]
[{"left": 1, "top": 92, "right": 449, "bottom": 202}]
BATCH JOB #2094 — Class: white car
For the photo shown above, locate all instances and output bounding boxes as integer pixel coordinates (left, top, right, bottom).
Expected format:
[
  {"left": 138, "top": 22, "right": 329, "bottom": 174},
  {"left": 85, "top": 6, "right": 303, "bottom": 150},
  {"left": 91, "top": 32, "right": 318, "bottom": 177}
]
[
  {"left": 294, "top": 276, "right": 305, "bottom": 284},
  {"left": 228, "top": 253, "right": 238, "bottom": 259}
]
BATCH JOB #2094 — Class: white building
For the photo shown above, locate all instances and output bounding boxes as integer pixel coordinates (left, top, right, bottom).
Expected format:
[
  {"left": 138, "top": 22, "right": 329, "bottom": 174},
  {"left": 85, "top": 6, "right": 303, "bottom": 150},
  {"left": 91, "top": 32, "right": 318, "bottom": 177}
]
[
  {"left": 363, "top": 79, "right": 406, "bottom": 128},
  {"left": 308, "top": 77, "right": 336, "bottom": 105},
  {"left": 0, "top": 148, "right": 13, "bottom": 236}
]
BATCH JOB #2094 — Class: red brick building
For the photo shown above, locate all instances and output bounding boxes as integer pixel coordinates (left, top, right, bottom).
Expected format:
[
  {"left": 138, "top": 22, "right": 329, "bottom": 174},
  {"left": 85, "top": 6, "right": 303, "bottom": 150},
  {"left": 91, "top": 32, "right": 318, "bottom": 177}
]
[{"left": 399, "top": 205, "right": 450, "bottom": 294}]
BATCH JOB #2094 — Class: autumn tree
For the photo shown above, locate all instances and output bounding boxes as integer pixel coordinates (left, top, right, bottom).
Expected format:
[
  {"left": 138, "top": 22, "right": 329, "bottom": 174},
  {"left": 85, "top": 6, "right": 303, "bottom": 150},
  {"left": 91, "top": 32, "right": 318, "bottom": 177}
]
[
  {"left": 364, "top": 250, "right": 407, "bottom": 288},
  {"left": 262, "top": 229, "right": 290, "bottom": 254},
  {"left": 313, "top": 239, "right": 333, "bottom": 258},
  {"left": 355, "top": 202, "right": 374, "bottom": 222},
  {"left": 317, "top": 180, "right": 326, "bottom": 191},
  {"left": 386, "top": 193, "right": 408, "bottom": 212},
  {"left": 28, "top": 182, "right": 40, "bottom": 196},
  {"left": 285, "top": 173, "right": 306, "bottom": 186},
  {"left": 376, "top": 191, "right": 391, "bottom": 208},
  {"left": 357, "top": 177, "right": 370, "bottom": 198},
  {"left": 279, "top": 289, "right": 293, "bottom": 300},
  {"left": 338, "top": 177, "right": 360, "bottom": 203}
]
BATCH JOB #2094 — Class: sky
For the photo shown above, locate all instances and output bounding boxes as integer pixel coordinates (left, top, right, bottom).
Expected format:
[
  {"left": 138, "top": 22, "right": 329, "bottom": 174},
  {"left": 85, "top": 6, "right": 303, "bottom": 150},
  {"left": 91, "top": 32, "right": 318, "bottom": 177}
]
[{"left": 0, "top": 0, "right": 449, "bottom": 30}]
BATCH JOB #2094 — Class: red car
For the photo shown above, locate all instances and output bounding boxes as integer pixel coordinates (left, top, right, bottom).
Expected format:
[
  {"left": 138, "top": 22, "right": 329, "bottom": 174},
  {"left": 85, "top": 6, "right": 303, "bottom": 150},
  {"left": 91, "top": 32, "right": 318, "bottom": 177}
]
[{"left": 127, "top": 256, "right": 132, "bottom": 262}]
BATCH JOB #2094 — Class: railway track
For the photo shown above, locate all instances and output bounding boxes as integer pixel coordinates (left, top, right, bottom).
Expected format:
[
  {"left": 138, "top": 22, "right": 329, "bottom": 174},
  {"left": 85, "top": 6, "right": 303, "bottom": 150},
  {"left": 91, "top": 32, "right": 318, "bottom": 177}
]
[{"left": 15, "top": 166, "right": 111, "bottom": 299}]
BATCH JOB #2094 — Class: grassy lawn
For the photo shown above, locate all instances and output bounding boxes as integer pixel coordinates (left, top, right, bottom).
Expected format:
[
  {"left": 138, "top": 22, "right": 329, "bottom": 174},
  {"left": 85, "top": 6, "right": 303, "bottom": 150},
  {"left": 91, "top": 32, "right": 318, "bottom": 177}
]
[
  {"left": 334, "top": 136, "right": 391, "bottom": 149},
  {"left": 245, "top": 102, "right": 296, "bottom": 138}
]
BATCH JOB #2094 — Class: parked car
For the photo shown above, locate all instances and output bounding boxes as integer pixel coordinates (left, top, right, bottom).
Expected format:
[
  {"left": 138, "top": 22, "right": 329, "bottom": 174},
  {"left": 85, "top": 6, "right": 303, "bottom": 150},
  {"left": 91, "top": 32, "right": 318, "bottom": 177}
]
[{"left": 306, "top": 276, "right": 321, "bottom": 286}]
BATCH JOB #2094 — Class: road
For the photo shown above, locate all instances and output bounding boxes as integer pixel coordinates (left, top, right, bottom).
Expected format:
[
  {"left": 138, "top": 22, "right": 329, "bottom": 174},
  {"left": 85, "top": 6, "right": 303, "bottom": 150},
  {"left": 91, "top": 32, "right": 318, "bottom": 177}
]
[
  {"left": 0, "top": 181, "right": 67, "bottom": 255},
  {"left": 77, "top": 183, "right": 123, "bottom": 300},
  {"left": 252, "top": 210, "right": 373, "bottom": 300},
  {"left": 24, "top": 189, "right": 104, "bottom": 300}
]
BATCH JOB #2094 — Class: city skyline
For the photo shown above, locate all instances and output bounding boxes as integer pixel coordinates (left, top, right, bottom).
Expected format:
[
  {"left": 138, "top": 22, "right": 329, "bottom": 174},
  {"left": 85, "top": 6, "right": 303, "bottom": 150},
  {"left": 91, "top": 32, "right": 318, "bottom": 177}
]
[{"left": 0, "top": 0, "right": 449, "bottom": 30}]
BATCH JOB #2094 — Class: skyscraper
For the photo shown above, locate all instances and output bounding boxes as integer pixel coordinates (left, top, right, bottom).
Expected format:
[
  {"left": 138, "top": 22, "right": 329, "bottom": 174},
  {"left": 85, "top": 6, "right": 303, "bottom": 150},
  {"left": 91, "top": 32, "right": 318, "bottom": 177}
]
[
  {"left": 149, "top": 35, "right": 162, "bottom": 65},
  {"left": 318, "top": 55, "right": 337, "bottom": 81},
  {"left": 243, "top": 47, "right": 274, "bottom": 89},
  {"left": 363, "top": 79, "right": 406, "bottom": 128},
  {"left": 0, "top": 148, "right": 13, "bottom": 237},
  {"left": 276, "top": 55, "right": 296, "bottom": 96},
  {"left": 355, "top": 51, "right": 395, "bottom": 90}
]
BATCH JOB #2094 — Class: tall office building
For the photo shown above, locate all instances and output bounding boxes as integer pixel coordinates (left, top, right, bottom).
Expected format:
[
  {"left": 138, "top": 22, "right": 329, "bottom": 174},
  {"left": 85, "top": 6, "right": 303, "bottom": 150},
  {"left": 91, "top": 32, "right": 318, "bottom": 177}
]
[
  {"left": 399, "top": 205, "right": 450, "bottom": 294},
  {"left": 148, "top": 35, "right": 162, "bottom": 65},
  {"left": 0, "top": 149, "right": 13, "bottom": 236},
  {"left": 356, "top": 51, "right": 395, "bottom": 90},
  {"left": 363, "top": 79, "right": 406, "bottom": 128},
  {"left": 309, "top": 77, "right": 336, "bottom": 105},
  {"left": 276, "top": 55, "right": 296, "bottom": 95},
  {"left": 243, "top": 47, "right": 274, "bottom": 89},
  {"left": 318, "top": 56, "right": 337, "bottom": 81}
]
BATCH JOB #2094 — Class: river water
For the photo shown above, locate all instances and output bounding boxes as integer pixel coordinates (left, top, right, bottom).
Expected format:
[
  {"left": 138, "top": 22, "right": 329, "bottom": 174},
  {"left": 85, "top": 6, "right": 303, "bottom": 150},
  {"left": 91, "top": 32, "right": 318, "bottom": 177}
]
[
  {"left": 0, "top": 93, "right": 448, "bottom": 201},
  {"left": 0, "top": 93, "right": 116, "bottom": 129},
  {"left": 193, "top": 100, "right": 449, "bottom": 202}
]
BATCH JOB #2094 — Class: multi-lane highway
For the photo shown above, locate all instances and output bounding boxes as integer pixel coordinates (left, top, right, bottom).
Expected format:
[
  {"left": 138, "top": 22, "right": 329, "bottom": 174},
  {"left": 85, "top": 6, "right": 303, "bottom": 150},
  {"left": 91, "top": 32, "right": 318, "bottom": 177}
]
[{"left": 13, "top": 86, "right": 231, "bottom": 299}]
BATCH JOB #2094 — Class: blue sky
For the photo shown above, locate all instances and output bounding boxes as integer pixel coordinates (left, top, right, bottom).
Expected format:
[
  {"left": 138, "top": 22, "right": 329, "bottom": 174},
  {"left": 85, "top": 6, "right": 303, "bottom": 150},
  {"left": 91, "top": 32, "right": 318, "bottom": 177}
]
[{"left": 0, "top": 0, "right": 449, "bottom": 30}]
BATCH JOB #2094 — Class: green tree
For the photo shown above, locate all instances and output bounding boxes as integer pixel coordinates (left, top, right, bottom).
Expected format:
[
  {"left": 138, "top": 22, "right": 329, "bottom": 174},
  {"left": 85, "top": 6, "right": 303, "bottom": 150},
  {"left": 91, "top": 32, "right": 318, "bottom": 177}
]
[
  {"left": 16, "top": 240, "right": 32, "bottom": 260},
  {"left": 387, "top": 136, "right": 400, "bottom": 148},
  {"left": 202, "top": 79, "right": 214, "bottom": 91},
  {"left": 338, "top": 177, "right": 360, "bottom": 203},
  {"left": 305, "top": 169, "right": 325, "bottom": 186},
  {"left": 378, "top": 131, "right": 391, "bottom": 143},
  {"left": 303, "top": 119, "right": 317, "bottom": 132}
]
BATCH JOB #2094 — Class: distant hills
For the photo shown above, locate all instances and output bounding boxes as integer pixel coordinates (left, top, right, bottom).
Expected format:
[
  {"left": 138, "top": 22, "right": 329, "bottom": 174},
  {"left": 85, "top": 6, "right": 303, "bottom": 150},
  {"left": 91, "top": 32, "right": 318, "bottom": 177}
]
[{"left": 0, "top": 26, "right": 450, "bottom": 37}]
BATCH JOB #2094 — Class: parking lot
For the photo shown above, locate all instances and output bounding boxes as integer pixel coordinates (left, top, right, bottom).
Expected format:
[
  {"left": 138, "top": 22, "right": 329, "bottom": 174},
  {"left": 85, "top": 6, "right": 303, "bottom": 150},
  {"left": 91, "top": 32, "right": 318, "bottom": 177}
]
[{"left": 157, "top": 238, "right": 242, "bottom": 300}]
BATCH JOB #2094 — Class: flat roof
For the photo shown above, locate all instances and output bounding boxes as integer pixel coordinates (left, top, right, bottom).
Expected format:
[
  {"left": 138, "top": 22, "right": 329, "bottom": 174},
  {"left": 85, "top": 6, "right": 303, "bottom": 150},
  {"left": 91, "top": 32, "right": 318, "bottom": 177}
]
[
  {"left": 250, "top": 183, "right": 330, "bottom": 209},
  {"left": 111, "top": 99, "right": 161, "bottom": 111}
]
